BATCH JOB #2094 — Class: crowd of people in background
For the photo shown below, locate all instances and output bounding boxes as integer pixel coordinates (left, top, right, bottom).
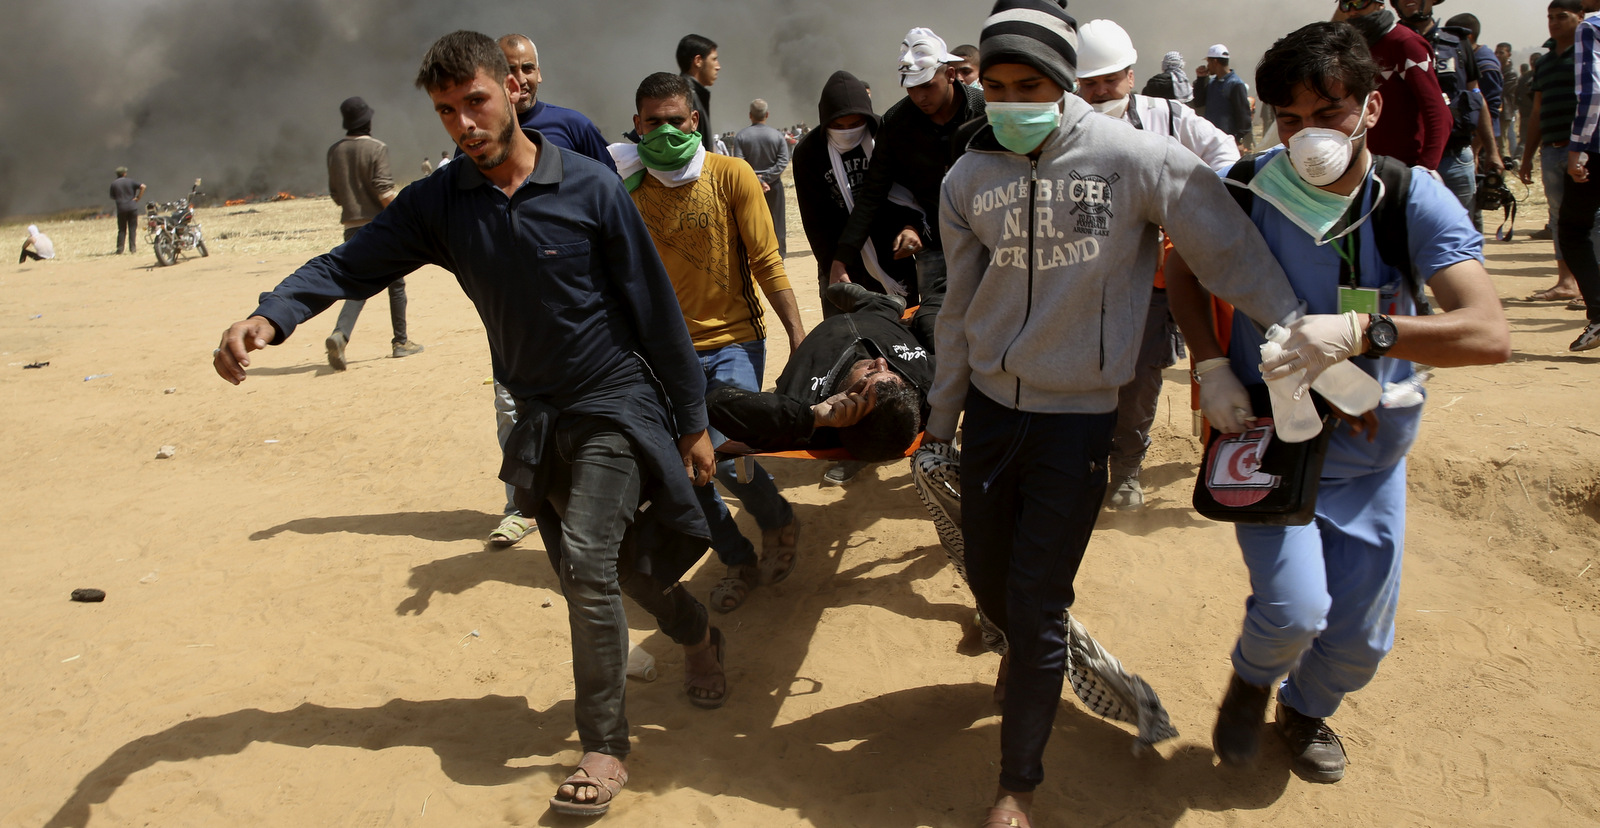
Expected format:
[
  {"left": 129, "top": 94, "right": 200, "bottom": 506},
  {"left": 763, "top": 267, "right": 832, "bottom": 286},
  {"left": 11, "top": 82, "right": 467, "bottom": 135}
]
[{"left": 191, "top": 0, "right": 1582, "bottom": 824}]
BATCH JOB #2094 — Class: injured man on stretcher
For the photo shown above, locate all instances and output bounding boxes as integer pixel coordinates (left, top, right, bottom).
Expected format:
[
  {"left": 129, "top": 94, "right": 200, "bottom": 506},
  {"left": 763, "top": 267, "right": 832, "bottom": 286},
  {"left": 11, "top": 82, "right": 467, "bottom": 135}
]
[
  {"left": 709, "top": 283, "right": 1180, "bottom": 751},
  {"left": 706, "top": 282, "right": 931, "bottom": 461}
]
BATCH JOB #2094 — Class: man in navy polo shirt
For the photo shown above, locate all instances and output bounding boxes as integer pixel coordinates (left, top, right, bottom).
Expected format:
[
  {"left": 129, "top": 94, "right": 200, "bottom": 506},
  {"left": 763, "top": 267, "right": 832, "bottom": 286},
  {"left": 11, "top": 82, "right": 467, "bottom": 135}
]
[{"left": 212, "top": 30, "right": 725, "bottom": 817}]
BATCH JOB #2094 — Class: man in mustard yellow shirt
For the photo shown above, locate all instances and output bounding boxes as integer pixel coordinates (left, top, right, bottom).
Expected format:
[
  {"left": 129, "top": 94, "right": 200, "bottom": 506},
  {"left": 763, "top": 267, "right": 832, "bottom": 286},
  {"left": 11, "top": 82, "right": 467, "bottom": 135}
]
[{"left": 612, "top": 72, "right": 807, "bottom": 613}]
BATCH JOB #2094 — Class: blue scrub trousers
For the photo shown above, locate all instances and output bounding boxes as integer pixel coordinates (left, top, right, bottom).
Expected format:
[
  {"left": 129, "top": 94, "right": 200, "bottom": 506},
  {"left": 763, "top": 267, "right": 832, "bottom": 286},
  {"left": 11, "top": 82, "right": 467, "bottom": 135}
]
[{"left": 1230, "top": 459, "right": 1408, "bottom": 719}]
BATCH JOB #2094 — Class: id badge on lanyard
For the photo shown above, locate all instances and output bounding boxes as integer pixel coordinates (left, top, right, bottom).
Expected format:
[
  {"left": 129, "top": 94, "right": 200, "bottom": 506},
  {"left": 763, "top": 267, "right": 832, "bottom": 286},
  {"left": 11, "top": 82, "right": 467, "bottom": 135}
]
[{"left": 1333, "top": 234, "right": 1378, "bottom": 315}]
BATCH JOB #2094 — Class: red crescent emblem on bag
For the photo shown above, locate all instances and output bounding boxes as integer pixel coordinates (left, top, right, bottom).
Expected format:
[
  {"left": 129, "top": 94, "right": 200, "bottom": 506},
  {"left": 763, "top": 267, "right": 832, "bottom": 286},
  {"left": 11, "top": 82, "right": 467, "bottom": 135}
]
[{"left": 1206, "top": 423, "right": 1282, "bottom": 507}]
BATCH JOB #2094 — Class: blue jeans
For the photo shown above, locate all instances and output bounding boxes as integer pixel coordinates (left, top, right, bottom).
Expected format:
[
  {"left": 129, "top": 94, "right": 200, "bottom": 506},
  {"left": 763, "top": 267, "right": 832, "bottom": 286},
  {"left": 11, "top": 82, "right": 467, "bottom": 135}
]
[
  {"left": 961, "top": 387, "right": 1115, "bottom": 793},
  {"left": 1436, "top": 145, "right": 1477, "bottom": 231},
  {"left": 697, "top": 340, "right": 792, "bottom": 567},
  {"left": 1542, "top": 145, "right": 1569, "bottom": 261},
  {"left": 1231, "top": 460, "right": 1407, "bottom": 719},
  {"left": 539, "top": 421, "right": 707, "bottom": 757}
]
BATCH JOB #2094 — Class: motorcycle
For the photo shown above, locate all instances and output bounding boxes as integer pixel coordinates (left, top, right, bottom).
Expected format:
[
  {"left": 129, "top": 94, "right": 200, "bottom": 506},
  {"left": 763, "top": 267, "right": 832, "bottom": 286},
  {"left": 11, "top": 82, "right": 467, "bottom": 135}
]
[{"left": 146, "top": 179, "right": 208, "bottom": 266}]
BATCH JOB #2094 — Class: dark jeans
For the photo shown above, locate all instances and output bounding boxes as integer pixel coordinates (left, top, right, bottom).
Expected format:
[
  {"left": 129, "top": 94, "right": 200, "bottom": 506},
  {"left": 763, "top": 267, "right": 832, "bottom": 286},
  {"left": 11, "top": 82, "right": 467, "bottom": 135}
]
[
  {"left": 961, "top": 387, "right": 1114, "bottom": 793},
  {"left": 19, "top": 245, "right": 44, "bottom": 263},
  {"left": 765, "top": 183, "right": 787, "bottom": 259},
  {"left": 331, "top": 226, "right": 408, "bottom": 344},
  {"left": 536, "top": 420, "right": 708, "bottom": 757},
  {"left": 1557, "top": 154, "right": 1600, "bottom": 325},
  {"left": 697, "top": 340, "right": 793, "bottom": 567},
  {"left": 1109, "top": 290, "right": 1178, "bottom": 480},
  {"left": 116, "top": 210, "right": 139, "bottom": 253}
]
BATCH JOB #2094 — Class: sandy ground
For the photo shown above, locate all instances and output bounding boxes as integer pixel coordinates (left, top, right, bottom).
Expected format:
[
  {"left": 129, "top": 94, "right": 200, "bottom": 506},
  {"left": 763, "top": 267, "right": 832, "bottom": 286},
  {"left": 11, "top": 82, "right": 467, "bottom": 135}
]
[{"left": 2, "top": 172, "right": 1597, "bottom": 828}]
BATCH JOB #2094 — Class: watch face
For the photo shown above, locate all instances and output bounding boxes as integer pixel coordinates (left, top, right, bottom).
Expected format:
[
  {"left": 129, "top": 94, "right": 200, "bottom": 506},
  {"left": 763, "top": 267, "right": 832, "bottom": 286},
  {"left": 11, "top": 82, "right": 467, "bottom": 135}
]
[{"left": 1370, "top": 318, "right": 1398, "bottom": 351}]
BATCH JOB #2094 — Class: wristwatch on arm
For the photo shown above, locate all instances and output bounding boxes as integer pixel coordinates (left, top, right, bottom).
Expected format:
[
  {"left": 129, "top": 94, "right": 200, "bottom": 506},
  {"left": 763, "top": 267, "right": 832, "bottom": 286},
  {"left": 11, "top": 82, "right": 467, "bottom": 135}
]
[{"left": 1363, "top": 313, "right": 1397, "bottom": 358}]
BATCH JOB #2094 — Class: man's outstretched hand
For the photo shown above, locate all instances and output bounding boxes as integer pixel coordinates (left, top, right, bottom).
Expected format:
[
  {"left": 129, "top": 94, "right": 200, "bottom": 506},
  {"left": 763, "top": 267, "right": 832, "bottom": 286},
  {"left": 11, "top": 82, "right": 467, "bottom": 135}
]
[{"left": 214, "top": 316, "right": 277, "bottom": 385}]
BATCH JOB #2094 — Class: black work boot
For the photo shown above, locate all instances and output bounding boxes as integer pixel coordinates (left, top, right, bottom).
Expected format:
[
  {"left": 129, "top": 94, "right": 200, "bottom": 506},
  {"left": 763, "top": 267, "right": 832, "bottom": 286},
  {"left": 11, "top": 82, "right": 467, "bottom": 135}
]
[
  {"left": 1212, "top": 672, "right": 1271, "bottom": 766},
  {"left": 1275, "top": 701, "right": 1347, "bottom": 783}
]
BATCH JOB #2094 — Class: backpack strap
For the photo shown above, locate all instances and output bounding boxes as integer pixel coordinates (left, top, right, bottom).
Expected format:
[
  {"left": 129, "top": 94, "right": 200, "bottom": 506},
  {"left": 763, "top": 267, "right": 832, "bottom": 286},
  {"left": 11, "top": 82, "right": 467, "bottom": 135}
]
[
  {"left": 1368, "top": 156, "right": 1430, "bottom": 315},
  {"left": 1223, "top": 153, "right": 1264, "bottom": 215}
]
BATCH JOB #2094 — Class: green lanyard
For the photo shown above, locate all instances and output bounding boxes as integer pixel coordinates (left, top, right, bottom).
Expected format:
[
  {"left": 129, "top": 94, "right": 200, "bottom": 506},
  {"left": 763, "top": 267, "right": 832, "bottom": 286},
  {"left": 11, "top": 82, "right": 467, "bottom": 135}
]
[{"left": 1333, "top": 233, "right": 1360, "bottom": 288}]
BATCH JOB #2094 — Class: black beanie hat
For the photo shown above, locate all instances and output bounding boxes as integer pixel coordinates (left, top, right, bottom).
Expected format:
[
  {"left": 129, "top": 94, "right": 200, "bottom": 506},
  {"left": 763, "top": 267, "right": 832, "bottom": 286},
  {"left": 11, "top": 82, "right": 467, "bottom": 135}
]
[
  {"left": 979, "top": 0, "right": 1080, "bottom": 93},
  {"left": 340, "top": 96, "right": 374, "bottom": 133}
]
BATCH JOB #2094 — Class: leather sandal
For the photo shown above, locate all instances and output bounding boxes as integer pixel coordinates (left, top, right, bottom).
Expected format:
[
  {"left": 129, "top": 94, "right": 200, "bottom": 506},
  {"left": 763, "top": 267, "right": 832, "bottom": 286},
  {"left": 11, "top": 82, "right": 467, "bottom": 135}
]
[{"left": 548, "top": 751, "right": 628, "bottom": 817}]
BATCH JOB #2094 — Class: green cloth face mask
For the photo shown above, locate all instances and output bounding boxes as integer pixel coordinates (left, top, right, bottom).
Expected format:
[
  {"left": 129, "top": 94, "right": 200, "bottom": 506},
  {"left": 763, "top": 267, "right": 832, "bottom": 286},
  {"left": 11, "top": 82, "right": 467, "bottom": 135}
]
[
  {"left": 1248, "top": 152, "right": 1362, "bottom": 244},
  {"left": 637, "top": 124, "right": 702, "bottom": 171}
]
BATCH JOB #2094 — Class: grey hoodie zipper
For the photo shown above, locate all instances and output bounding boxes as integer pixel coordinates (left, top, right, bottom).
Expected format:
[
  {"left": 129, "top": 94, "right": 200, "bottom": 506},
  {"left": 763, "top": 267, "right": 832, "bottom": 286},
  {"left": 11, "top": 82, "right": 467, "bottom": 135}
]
[{"left": 997, "top": 158, "right": 1039, "bottom": 408}]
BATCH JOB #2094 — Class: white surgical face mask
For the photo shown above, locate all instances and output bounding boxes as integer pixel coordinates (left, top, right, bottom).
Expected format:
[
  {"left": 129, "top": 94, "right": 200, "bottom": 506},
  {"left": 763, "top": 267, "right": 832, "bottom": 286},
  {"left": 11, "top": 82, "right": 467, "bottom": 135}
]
[
  {"left": 1285, "top": 94, "right": 1372, "bottom": 187},
  {"left": 968, "top": 80, "right": 983, "bottom": 91},
  {"left": 827, "top": 124, "right": 869, "bottom": 153},
  {"left": 1090, "top": 95, "right": 1130, "bottom": 120}
]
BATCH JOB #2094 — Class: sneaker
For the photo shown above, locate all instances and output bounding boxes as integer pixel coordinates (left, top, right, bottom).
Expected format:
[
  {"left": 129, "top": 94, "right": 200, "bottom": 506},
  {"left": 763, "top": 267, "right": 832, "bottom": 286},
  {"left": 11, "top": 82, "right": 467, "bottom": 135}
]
[
  {"left": 1275, "top": 702, "right": 1347, "bottom": 783},
  {"left": 1107, "top": 476, "right": 1144, "bottom": 510},
  {"left": 392, "top": 340, "right": 425, "bottom": 358},
  {"left": 823, "top": 459, "right": 870, "bottom": 486},
  {"left": 1212, "top": 672, "right": 1271, "bottom": 766},
  {"left": 1571, "top": 322, "right": 1600, "bottom": 352},
  {"left": 325, "top": 331, "right": 348, "bottom": 371}
]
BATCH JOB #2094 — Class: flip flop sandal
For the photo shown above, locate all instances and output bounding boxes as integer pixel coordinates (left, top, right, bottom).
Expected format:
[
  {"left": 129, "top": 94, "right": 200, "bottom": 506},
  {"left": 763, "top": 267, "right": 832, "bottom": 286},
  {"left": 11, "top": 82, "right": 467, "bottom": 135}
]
[
  {"left": 1569, "top": 299, "right": 1588, "bottom": 311},
  {"left": 710, "top": 564, "right": 758, "bottom": 613},
  {"left": 759, "top": 517, "right": 800, "bottom": 585},
  {"left": 683, "top": 627, "right": 728, "bottom": 709},
  {"left": 548, "top": 751, "right": 628, "bottom": 817},
  {"left": 1523, "top": 289, "right": 1576, "bottom": 302},
  {"left": 981, "top": 807, "right": 1032, "bottom": 827},
  {"left": 488, "top": 514, "right": 534, "bottom": 547}
]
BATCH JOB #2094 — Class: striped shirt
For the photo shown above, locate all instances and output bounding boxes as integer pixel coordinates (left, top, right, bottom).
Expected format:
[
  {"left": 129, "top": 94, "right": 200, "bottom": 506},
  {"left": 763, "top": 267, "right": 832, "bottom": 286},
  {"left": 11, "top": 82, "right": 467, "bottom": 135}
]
[
  {"left": 1536, "top": 39, "right": 1577, "bottom": 146},
  {"left": 1572, "top": 13, "right": 1600, "bottom": 153}
]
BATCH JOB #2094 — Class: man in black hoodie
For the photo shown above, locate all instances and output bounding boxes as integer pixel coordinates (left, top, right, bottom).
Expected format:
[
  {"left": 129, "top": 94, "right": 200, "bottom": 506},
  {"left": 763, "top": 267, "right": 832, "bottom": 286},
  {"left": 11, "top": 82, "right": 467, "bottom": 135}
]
[
  {"left": 794, "top": 71, "right": 922, "bottom": 324},
  {"left": 676, "top": 34, "right": 719, "bottom": 151}
]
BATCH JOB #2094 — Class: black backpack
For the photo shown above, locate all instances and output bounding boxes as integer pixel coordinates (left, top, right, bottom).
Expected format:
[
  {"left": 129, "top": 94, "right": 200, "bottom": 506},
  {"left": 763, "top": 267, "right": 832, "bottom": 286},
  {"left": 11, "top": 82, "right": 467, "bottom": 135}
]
[
  {"left": 1429, "top": 25, "right": 1482, "bottom": 147},
  {"left": 1142, "top": 72, "right": 1179, "bottom": 101},
  {"left": 1225, "top": 154, "right": 1432, "bottom": 315}
]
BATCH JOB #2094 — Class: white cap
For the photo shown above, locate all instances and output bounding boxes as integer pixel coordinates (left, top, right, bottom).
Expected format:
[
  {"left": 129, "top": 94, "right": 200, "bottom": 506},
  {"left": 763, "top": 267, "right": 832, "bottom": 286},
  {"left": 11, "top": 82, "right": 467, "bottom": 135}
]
[
  {"left": 1207, "top": 43, "right": 1230, "bottom": 59},
  {"left": 1076, "top": 19, "right": 1138, "bottom": 79},
  {"left": 898, "top": 27, "right": 961, "bottom": 88}
]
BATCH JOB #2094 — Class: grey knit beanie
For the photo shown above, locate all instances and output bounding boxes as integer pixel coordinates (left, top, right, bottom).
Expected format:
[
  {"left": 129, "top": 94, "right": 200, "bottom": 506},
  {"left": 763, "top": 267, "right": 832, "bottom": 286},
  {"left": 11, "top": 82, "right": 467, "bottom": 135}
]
[{"left": 979, "top": 0, "right": 1080, "bottom": 93}]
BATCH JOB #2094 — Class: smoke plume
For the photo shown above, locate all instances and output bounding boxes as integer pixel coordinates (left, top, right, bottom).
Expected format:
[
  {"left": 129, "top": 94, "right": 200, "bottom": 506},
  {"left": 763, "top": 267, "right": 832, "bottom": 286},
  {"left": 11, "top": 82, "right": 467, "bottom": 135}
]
[{"left": 0, "top": 0, "right": 1548, "bottom": 218}]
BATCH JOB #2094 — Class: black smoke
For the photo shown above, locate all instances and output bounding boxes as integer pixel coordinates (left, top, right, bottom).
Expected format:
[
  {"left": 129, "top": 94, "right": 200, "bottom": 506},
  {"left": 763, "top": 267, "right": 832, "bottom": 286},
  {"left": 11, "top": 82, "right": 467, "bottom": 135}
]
[{"left": 0, "top": 0, "right": 1547, "bottom": 218}]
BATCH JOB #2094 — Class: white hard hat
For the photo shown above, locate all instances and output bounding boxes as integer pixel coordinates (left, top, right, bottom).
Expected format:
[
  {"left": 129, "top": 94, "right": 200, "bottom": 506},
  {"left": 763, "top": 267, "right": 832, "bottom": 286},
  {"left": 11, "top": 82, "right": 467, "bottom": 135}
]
[{"left": 1076, "top": 19, "right": 1138, "bottom": 79}]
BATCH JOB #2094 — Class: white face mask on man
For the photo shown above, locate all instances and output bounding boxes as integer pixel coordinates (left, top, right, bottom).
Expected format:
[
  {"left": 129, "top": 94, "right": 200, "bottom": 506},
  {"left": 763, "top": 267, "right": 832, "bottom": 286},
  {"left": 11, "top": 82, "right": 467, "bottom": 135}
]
[
  {"left": 827, "top": 124, "right": 869, "bottom": 153},
  {"left": 1285, "top": 93, "right": 1373, "bottom": 187},
  {"left": 1089, "top": 95, "right": 1130, "bottom": 120}
]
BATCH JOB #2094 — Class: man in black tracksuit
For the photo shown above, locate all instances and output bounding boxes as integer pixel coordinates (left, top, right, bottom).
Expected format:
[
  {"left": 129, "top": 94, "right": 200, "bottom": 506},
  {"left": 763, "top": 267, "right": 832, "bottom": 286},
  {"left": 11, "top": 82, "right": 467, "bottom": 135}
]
[
  {"left": 706, "top": 285, "right": 932, "bottom": 461},
  {"left": 793, "top": 71, "right": 923, "bottom": 322},
  {"left": 830, "top": 29, "right": 987, "bottom": 350}
]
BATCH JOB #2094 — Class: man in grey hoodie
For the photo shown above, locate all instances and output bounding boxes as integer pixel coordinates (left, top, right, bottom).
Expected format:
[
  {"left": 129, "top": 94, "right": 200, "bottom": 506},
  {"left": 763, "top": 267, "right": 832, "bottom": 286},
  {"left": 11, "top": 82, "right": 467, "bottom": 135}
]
[{"left": 927, "top": 2, "right": 1302, "bottom": 824}]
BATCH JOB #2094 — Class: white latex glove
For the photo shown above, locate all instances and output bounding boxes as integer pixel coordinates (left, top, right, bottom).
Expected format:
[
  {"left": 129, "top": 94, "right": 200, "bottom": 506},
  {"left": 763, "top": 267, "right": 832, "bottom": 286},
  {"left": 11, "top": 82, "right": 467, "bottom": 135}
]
[
  {"left": 1259, "top": 311, "right": 1364, "bottom": 395},
  {"left": 1194, "top": 358, "right": 1255, "bottom": 433}
]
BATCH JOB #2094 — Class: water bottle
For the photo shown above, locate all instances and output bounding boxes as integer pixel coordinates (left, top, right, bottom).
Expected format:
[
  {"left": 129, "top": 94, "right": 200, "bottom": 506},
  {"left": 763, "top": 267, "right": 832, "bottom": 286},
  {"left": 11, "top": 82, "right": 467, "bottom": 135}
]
[
  {"left": 1310, "top": 360, "right": 1383, "bottom": 415},
  {"left": 1260, "top": 326, "right": 1323, "bottom": 443},
  {"left": 1381, "top": 370, "right": 1431, "bottom": 409},
  {"left": 626, "top": 643, "right": 658, "bottom": 682}
]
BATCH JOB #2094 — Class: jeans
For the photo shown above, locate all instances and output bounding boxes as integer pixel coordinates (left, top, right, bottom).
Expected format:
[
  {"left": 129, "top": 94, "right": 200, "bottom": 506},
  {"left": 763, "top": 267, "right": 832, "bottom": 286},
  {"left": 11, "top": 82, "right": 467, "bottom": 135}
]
[
  {"left": 765, "top": 183, "right": 787, "bottom": 259},
  {"left": 1436, "top": 144, "right": 1478, "bottom": 232},
  {"left": 1542, "top": 145, "right": 1569, "bottom": 260},
  {"left": 537, "top": 420, "right": 707, "bottom": 757},
  {"left": 697, "top": 340, "right": 793, "bottom": 567},
  {"left": 910, "top": 250, "right": 946, "bottom": 353},
  {"left": 331, "top": 226, "right": 408, "bottom": 345},
  {"left": 116, "top": 210, "right": 139, "bottom": 253},
  {"left": 495, "top": 382, "right": 518, "bottom": 514},
  {"left": 1231, "top": 460, "right": 1407, "bottom": 719},
  {"left": 961, "top": 387, "right": 1115, "bottom": 793},
  {"left": 1109, "top": 290, "right": 1178, "bottom": 480},
  {"left": 1557, "top": 152, "right": 1600, "bottom": 324},
  {"left": 19, "top": 245, "right": 44, "bottom": 263}
]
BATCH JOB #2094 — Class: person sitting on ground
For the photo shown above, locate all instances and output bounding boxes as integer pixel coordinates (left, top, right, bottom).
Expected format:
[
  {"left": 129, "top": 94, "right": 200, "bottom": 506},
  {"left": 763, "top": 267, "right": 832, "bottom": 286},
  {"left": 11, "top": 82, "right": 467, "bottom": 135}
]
[
  {"left": 706, "top": 282, "right": 930, "bottom": 461},
  {"left": 19, "top": 225, "right": 54, "bottom": 264}
]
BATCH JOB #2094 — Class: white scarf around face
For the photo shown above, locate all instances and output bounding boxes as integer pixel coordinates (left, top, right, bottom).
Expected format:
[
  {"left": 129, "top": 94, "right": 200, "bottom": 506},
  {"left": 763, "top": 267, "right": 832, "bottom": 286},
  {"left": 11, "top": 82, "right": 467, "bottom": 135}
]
[{"left": 826, "top": 129, "right": 923, "bottom": 297}]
